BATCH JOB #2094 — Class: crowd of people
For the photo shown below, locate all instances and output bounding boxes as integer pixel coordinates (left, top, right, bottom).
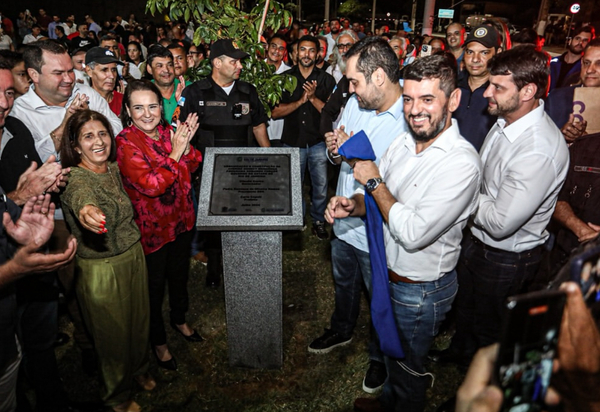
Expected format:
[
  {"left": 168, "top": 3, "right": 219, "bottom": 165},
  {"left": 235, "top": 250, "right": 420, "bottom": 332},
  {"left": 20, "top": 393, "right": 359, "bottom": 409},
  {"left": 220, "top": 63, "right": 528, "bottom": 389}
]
[{"left": 0, "top": 7, "right": 599, "bottom": 412}]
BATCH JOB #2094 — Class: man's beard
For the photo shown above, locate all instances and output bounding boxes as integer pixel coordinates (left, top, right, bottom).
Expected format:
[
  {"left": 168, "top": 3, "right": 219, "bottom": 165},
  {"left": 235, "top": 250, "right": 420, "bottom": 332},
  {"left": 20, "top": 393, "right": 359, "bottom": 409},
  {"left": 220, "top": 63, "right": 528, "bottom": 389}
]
[
  {"left": 487, "top": 93, "right": 519, "bottom": 118},
  {"left": 333, "top": 47, "right": 347, "bottom": 73},
  {"left": 300, "top": 57, "right": 315, "bottom": 68},
  {"left": 408, "top": 110, "right": 448, "bottom": 143},
  {"left": 568, "top": 42, "right": 584, "bottom": 54}
]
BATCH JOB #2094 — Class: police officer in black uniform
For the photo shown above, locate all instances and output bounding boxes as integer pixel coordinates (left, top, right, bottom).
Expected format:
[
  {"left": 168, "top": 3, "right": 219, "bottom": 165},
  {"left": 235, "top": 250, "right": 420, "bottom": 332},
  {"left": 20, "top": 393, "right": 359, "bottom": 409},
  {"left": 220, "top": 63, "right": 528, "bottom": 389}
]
[{"left": 177, "top": 39, "right": 270, "bottom": 287}]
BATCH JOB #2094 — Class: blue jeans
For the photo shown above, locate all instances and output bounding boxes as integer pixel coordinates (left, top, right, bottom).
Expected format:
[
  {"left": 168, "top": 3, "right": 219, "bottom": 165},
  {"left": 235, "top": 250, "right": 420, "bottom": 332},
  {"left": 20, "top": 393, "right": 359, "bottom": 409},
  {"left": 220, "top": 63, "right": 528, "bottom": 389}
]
[
  {"left": 330, "top": 238, "right": 383, "bottom": 362},
  {"left": 450, "top": 235, "right": 543, "bottom": 358},
  {"left": 381, "top": 270, "right": 458, "bottom": 412},
  {"left": 294, "top": 142, "right": 328, "bottom": 222}
]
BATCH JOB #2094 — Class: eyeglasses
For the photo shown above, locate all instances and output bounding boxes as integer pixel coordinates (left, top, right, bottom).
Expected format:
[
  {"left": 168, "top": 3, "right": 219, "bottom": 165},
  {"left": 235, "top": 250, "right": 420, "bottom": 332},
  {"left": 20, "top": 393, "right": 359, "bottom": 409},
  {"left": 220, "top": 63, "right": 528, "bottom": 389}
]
[{"left": 337, "top": 43, "right": 353, "bottom": 50}]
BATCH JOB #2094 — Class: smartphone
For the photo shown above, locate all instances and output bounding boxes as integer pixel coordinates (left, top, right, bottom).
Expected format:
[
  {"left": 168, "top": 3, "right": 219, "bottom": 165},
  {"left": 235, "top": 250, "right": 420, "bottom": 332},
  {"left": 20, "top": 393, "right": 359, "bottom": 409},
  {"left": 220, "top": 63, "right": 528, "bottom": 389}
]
[
  {"left": 570, "top": 243, "right": 600, "bottom": 306},
  {"left": 420, "top": 44, "right": 431, "bottom": 57},
  {"left": 494, "top": 289, "right": 566, "bottom": 412}
]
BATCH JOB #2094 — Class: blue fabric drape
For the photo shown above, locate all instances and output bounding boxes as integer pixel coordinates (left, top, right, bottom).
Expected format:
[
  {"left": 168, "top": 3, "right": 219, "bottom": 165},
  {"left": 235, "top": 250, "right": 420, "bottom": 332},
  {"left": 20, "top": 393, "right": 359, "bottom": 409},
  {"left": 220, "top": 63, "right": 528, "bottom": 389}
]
[{"left": 339, "top": 131, "right": 404, "bottom": 358}]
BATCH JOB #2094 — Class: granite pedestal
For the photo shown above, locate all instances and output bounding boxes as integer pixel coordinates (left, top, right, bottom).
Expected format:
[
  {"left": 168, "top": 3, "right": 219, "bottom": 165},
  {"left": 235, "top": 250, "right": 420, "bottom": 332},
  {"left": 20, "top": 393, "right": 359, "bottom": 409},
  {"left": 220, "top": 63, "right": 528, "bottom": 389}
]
[{"left": 197, "top": 148, "right": 303, "bottom": 369}]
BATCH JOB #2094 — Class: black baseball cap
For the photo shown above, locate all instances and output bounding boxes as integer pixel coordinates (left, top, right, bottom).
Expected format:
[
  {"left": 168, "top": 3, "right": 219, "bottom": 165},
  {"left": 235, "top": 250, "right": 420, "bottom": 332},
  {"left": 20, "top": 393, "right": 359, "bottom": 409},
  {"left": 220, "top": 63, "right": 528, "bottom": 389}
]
[
  {"left": 464, "top": 25, "right": 501, "bottom": 49},
  {"left": 85, "top": 47, "right": 124, "bottom": 65},
  {"left": 210, "top": 39, "right": 249, "bottom": 60}
]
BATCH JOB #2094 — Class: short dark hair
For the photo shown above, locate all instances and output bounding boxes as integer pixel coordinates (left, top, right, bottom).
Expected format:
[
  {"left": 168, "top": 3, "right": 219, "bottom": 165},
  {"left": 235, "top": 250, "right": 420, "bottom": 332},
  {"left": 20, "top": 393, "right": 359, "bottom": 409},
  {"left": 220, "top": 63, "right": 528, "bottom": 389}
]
[
  {"left": 167, "top": 41, "right": 188, "bottom": 55},
  {"left": 61, "top": 110, "right": 117, "bottom": 168},
  {"left": 268, "top": 34, "right": 287, "bottom": 46},
  {"left": 403, "top": 54, "right": 457, "bottom": 98},
  {"left": 0, "top": 50, "right": 24, "bottom": 69},
  {"left": 511, "top": 28, "right": 539, "bottom": 46},
  {"left": 344, "top": 36, "right": 400, "bottom": 85},
  {"left": 585, "top": 37, "right": 600, "bottom": 51},
  {"left": 100, "top": 34, "right": 118, "bottom": 43},
  {"left": 55, "top": 25, "right": 65, "bottom": 35},
  {"left": 489, "top": 45, "right": 550, "bottom": 100},
  {"left": 298, "top": 35, "right": 320, "bottom": 53},
  {"left": 573, "top": 25, "right": 596, "bottom": 40},
  {"left": 0, "top": 60, "right": 11, "bottom": 71},
  {"left": 146, "top": 44, "right": 173, "bottom": 67},
  {"left": 23, "top": 39, "right": 68, "bottom": 73},
  {"left": 120, "top": 79, "right": 165, "bottom": 128}
]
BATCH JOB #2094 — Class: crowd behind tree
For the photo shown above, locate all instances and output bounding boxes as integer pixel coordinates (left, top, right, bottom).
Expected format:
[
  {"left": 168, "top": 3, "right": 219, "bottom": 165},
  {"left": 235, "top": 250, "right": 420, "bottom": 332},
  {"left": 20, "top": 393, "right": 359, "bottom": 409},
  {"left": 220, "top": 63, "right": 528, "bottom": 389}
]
[{"left": 0, "top": 6, "right": 600, "bottom": 412}]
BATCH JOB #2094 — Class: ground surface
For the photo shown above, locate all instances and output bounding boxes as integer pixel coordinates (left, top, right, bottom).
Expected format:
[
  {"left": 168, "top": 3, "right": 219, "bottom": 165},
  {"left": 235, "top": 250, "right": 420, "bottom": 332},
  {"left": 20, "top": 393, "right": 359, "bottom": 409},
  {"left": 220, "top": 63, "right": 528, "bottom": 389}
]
[{"left": 51, "top": 226, "right": 465, "bottom": 412}]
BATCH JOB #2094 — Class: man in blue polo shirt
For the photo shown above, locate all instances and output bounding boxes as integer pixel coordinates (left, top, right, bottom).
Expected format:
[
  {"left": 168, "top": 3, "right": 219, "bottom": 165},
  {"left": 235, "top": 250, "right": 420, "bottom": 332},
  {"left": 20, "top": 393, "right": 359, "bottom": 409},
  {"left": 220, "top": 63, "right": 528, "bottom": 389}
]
[{"left": 452, "top": 25, "right": 501, "bottom": 152}]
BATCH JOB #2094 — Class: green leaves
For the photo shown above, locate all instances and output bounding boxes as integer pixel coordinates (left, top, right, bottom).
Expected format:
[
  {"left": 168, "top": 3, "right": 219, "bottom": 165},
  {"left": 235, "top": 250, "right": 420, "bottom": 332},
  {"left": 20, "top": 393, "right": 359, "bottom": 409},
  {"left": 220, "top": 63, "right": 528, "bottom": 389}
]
[{"left": 147, "top": 0, "right": 294, "bottom": 113}]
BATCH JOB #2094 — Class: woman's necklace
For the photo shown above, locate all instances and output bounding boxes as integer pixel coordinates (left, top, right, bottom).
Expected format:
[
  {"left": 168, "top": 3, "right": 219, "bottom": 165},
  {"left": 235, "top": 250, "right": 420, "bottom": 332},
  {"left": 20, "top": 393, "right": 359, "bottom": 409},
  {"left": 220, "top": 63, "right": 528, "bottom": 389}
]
[{"left": 148, "top": 129, "right": 160, "bottom": 141}]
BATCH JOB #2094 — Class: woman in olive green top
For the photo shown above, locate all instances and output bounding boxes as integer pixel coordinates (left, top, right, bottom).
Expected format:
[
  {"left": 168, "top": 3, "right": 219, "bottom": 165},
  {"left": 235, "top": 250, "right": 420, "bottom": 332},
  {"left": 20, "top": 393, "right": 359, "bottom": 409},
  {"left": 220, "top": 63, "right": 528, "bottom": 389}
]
[{"left": 60, "top": 110, "right": 154, "bottom": 412}]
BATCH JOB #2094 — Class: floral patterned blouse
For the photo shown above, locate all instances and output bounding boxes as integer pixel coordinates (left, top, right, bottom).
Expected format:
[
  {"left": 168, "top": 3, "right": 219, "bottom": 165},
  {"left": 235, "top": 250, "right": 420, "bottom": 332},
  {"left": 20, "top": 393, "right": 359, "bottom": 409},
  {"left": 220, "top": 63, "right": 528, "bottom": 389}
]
[{"left": 116, "top": 124, "right": 202, "bottom": 255}]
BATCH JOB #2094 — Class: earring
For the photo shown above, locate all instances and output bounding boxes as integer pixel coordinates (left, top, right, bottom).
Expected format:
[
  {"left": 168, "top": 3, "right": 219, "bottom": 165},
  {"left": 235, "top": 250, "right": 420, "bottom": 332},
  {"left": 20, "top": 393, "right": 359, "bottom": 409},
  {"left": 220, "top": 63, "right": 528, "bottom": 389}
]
[{"left": 127, "top": 119, "right": 133, "bottom": 127}]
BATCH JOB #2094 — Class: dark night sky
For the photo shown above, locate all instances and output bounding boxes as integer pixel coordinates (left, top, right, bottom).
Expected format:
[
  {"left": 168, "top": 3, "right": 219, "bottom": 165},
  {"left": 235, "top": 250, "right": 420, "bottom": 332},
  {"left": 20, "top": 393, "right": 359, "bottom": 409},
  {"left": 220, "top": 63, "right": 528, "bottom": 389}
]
[{"left": 2, "top": 0, "right": 544, "bottom": 30}]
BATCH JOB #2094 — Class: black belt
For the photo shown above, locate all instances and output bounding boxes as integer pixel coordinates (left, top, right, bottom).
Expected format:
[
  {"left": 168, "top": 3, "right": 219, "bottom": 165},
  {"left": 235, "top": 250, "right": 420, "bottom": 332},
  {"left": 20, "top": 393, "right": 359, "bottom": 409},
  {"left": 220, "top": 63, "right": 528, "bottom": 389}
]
[{"left": 470, "top": 235, "right": 543, "bottom": 257}]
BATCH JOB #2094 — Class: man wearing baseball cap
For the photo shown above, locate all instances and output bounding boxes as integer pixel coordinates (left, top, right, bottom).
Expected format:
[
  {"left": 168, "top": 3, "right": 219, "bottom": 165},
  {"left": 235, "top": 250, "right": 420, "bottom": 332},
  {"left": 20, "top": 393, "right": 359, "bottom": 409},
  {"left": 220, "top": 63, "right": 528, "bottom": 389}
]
[
  {"left": 176, "top": 38, "right": 270, "bottom": 288},
  {"left": 451, "top": 24, "right": 502, "bottom": 152},
  {"left": 85, "top": 46, "right": 124, "bottom": 115}
]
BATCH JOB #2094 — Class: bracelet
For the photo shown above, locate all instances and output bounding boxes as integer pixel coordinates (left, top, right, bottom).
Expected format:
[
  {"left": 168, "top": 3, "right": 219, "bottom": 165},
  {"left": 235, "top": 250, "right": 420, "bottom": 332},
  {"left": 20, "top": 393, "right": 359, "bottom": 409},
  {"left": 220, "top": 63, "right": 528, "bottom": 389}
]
[{"left": 328, "top": 151, "right": 341, "bottom": 159}]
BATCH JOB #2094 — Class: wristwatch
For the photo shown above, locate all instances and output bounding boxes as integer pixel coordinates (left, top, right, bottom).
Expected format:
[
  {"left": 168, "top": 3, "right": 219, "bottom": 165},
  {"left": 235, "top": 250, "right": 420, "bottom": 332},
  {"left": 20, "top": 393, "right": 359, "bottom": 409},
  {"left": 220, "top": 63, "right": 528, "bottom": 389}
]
[{"left": 365, "top": 177, "right": 384, "bottom": 193}]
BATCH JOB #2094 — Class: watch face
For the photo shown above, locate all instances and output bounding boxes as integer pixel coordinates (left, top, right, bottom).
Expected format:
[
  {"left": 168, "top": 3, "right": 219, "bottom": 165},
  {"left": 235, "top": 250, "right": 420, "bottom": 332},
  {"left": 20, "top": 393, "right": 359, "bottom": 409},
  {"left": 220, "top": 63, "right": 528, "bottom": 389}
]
[{"left": 366, "top": 178, "right": 381, "bottom": 193}]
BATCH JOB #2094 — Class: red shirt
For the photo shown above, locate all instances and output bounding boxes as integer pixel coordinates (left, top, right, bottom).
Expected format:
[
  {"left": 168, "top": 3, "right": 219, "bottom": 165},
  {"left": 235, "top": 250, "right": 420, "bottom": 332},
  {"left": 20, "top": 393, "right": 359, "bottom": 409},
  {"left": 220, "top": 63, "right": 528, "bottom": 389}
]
[
  {"left": 116, "top": 124, "right": 202, "bottom": 254},
  {"left": 108, "top": 91, "right": 123, "bottom": 116}
]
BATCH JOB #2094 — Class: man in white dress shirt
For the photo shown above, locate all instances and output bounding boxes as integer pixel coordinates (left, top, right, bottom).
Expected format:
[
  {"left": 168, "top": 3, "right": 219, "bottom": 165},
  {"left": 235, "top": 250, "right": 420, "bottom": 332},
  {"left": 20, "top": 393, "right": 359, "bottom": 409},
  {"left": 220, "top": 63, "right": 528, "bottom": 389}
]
[
  {"left": 444, "top": 45, "right": 570, "bottom": 369},
  {"left": 10, "top": 40, "right": 122, "bottom": 163},
  {"left": 328, "top": 54, "right": 481, "bottom": 412}
]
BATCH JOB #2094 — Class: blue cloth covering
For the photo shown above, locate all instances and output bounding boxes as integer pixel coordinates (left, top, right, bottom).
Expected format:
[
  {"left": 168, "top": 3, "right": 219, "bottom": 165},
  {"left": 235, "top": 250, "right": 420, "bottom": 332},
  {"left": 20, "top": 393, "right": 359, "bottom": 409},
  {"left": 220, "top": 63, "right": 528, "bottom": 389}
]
[{"left": 339, "top": 131, "right": 404, "bottom": 359}]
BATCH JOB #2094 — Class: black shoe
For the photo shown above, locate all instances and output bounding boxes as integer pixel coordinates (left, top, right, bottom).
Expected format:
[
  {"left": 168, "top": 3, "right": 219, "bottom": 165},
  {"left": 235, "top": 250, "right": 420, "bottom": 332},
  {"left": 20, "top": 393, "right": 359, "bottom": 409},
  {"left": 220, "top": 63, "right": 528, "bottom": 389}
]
[
  {"left": 54, "top": 332, "right": 70, "bottom": 347},
  {"left": 81, "top": 348, "right": 98, "bottom": 376},
  {"left": 170, "top": 321, "right": 204, "bottom": 343},
  {"left": 362, "top": 360, "right": 387, "bottom": 394},
  {"left": 428, "top": 348, "right": 471, "bottom": 370},
  {"left": 308, "top": 329, "right": 352, "bottom": 354},
  {"left": 153, "top": 348, "right": 178, "bottom": 371},
  {"left": 312, "top": 221, "right": 329, "bottom": 240}
]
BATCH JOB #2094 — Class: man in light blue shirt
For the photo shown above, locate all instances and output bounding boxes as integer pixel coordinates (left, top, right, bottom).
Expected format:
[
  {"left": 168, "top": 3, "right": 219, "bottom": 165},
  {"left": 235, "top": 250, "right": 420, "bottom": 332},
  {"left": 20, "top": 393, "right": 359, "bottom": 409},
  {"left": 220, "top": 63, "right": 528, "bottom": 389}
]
[{"left": 308, "top": 37, "right": 408, "bottom": 394}]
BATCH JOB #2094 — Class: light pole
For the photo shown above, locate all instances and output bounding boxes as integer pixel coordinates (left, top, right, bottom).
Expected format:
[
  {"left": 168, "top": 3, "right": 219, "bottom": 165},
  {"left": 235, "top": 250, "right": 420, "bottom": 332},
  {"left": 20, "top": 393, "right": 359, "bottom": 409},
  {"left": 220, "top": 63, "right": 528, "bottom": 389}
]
[{"left": 371, "top": 0, "right": 377, "bottom": 33}]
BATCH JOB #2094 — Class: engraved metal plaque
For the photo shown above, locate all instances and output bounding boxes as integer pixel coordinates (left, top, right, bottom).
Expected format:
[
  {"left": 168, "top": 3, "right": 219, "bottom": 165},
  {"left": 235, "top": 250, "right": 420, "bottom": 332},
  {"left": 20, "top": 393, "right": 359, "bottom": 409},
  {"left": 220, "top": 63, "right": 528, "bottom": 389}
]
[
  {"left": 197, "top": 147, "right": 303, "bottom": 231},
  {"left": 210, "top": 154, "right": 291, "bottom": 215}
]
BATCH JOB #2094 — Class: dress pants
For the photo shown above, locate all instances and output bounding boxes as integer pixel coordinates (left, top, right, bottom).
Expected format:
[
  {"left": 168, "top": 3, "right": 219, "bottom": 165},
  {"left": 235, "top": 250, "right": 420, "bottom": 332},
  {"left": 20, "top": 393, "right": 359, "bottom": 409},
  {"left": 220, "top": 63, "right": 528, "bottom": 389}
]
[
  {"left": 450, "top": 235, "right": 544, "bottom": 361},
  {"left": 145, "top": 230, "right": 194, "bottom": 346}
]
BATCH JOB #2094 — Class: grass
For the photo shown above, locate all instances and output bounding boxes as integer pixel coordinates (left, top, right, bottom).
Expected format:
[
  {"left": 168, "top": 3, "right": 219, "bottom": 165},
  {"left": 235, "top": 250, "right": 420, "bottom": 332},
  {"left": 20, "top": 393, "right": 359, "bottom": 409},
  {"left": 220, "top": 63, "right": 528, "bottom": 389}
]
[{"left": 53, "top": 226, "right": 466, "bottom": 411}]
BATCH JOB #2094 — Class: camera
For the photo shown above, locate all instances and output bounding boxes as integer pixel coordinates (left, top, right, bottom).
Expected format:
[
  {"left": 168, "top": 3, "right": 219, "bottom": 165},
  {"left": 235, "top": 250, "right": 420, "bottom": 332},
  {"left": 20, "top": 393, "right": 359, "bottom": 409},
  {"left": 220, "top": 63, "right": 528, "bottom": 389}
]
[{"left": 232, "top": 103, "right": 243, "bottom": 120}]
